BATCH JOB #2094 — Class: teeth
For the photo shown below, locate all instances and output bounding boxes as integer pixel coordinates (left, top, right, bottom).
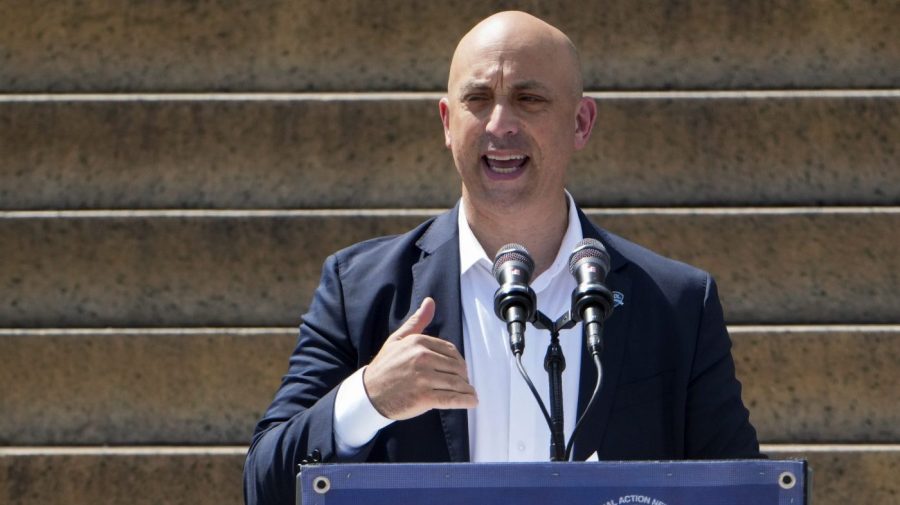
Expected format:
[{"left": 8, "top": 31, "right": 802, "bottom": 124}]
[{"left": 483, "top": 154, "right": 527, "bottom": 174}]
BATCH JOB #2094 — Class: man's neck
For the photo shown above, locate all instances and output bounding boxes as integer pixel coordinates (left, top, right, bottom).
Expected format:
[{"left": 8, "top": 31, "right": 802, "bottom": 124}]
[{"left": 462, "top": 194, "right": 569, "bottom": 277}]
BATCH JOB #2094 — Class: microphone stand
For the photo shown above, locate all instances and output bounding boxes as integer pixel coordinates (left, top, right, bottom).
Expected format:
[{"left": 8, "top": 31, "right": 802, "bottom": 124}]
[{"left": 532, "top": 310, "right": 576, "bottom": 461}]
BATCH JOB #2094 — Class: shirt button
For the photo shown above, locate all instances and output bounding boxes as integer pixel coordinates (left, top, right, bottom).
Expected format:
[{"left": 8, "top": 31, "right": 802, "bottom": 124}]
[{"left": 517, "top": 441, "right": 526, "bottom": 452}]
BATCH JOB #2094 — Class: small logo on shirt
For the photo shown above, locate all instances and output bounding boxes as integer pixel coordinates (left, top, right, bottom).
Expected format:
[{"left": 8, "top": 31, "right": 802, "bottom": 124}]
[{"left": 613, "top": 291, "right": 625, "bottom": 307}]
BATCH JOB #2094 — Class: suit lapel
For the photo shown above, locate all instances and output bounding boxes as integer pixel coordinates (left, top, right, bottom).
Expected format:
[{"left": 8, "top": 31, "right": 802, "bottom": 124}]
[
  {"left": 571, "top": 209, "right": 634, "bottom": 461},
  {"left": 409, "top": 203, "right": 470, "bottom": 462}
]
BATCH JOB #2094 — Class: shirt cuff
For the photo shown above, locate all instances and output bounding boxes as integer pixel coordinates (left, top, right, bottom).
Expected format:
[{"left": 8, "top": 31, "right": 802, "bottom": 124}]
[{"left": 333, "top": 366, "right": 395, "bottom": 456}]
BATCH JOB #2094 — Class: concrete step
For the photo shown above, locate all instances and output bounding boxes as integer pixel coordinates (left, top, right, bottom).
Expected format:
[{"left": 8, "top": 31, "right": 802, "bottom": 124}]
[
  {"left": 761, "top": 444, "right": 900, "bottom": 505},
  {"left": 0, "top": 326, "right": 896, "bottom": 445},
  {"left": 0, "top": 445, "right": 896, "bottom": 505},
  {"left": 2, "top": 209, "right": 899, "bottom": 327},
  {"left": 0, "top": 447, "right": 245, "bottom": 505},
  {"left": 1, "top": 92, "right": 897, "bottom": 209},
  {"left": 2, "top": 1, "right": 897, "bottom": 91},
  {"left": 732, "top": 326, "right": 900, "bottom": 443},
  {"left": 0, "top": 328, "right": 293, "bottom": 445}
]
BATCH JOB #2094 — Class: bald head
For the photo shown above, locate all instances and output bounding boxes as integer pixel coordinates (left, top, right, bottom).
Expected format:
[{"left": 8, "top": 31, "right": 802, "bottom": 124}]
[
  {"left": 438, "top": 10, "right": 598, "bottom": 225},
  {"left": 448, "top": 11, "right": 583, "bottom": 98}
]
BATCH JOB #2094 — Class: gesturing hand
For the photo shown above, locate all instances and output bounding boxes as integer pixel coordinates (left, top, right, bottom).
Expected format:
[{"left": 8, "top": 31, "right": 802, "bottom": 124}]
[{"left": 363, "top": 297, "right": 478, "bottom": 420}]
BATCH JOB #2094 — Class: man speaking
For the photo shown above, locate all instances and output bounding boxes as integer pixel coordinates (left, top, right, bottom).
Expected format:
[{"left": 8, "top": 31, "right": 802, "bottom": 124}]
[{"left": 244, "top": 11, "right": 761, "bottom": 504}]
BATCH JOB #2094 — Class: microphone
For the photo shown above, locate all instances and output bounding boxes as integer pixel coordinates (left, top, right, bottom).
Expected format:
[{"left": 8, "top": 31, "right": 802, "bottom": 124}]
[
  {"left": 568, "top": 238, "right": 614, "bottom": 357},
  {"left": 492, "top": 243, "right": 537, "bottom": 356}
]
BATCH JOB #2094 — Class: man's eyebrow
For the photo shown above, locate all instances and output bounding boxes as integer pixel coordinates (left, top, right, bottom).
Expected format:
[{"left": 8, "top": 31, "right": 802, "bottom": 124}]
[
  {"left": 458, "top": 81, "right": 492, "bottom": 96},
  {"left": 457, "top": 79, "right": 554, "bottom": 97},
  {"left": 510, "top": 80, "right": 552, "bottom": 93}
]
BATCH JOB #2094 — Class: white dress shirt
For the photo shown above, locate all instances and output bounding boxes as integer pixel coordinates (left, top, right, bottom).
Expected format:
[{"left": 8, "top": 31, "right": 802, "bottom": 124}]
[{"left": 333, "top": 194, "right": 584, "bottom": 461}]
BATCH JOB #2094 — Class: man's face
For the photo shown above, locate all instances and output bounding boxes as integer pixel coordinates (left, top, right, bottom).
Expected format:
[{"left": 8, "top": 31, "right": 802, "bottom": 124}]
[{"left": 439, "top": 31, "right": 594, "bottom": 214}]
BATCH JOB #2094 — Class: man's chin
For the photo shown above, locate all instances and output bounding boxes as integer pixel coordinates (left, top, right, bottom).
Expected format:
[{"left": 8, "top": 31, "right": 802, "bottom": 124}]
[{"left": 465, "top": 186, "right": 536, "bottom": 213}]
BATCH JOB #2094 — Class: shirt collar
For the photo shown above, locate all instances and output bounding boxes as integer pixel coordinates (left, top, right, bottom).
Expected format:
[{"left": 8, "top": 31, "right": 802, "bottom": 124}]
[{"left": 457, "top": 191, "right": 584, "bottom": 289}]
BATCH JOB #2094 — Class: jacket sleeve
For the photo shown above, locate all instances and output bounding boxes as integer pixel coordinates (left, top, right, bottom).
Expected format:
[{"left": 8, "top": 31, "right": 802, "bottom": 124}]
[
  {"left": 243, "top": 254, "right": 378, "bottom": 505},
  {"left": 684, "top": 274, "right": 764, "bottom": 458}
]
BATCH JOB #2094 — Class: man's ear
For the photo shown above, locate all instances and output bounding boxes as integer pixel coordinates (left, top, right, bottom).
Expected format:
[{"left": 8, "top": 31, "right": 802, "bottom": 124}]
[
  {"left": 574, "top": 97, "right": 597, "bottom": 151},
  {"left": 439, "top": 97, "right": 452, "bottom": 149}
]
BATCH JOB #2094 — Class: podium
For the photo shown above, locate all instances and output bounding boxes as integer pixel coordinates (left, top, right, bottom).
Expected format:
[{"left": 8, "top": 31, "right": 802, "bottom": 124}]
[{"left": 298, "top": 460, "right": 809, "bottom": 505}]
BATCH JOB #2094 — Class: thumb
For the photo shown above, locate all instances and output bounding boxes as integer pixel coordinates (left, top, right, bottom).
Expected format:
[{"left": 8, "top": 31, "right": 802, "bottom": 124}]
[{"left": 391, "top": 297, "right": 436, "bottom": 340}]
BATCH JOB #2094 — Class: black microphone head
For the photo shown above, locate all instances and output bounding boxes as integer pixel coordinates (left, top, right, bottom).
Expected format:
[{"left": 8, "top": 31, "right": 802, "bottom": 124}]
[
  {"left": 492, "top": 243, "right": 537, "bottom": 334},
  {"left": 492, "top": 243, "right": 535, "bottom": 284},
  {"left": 568, "top": 238, "right": 611, "bottom": 280}
]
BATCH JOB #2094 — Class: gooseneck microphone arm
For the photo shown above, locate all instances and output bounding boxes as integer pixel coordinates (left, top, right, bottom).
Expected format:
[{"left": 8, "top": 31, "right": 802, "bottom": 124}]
[
  {"left": 492, "top": 244, "right": 537, "bottom": 356},
  {"left": 492, "top": 244, "right": 555, "bottom": 452},
  {"left": 532, "top": 310, "right": 576, "bottom": 461},
  {"left": 565, "top": 238, "right": 615, "bottom": 460},
  {"left": 565, "top": 353, "right": 602, "bottom": 461},
  {"left": 492, "top": 240, "right": 617, "bottom": 462},
  {"left": 513, "top": 353, "right": 554, "bottom": 439}
]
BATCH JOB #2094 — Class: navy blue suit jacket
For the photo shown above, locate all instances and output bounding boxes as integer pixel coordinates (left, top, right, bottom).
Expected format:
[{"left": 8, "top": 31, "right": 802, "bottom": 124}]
[{"left": 244, "top": 204, "right": 761, "bottom": 504}]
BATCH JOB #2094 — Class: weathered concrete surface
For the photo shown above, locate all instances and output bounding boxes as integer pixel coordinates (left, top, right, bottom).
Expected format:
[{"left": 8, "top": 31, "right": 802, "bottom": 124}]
[
  {"left": 1, "top": 210, "right": 898, "bottom": 327},
  {"left": 0, "top": 447, "right": 245, "bottom": 505},
  {"left": 0, "top": 329, "right": 296, "bottom": 445},
  {"left": 1, "top": 94, "right": 897, "bottom": 209},
  {"left": 732, "top": 326, "right": 900, "bottom": 443},
  {"left": 763, "top": 446, "right": 900, "bottom": 505},
  {"left": 0, "top": 446, "right": 896, "bottom": 505},
  {"left": 0, "top": 327, "right": 896, "bottom": 445},
  {"left": 0, "top": 211, "right": 426, "bottom": 327},
  {"left": 2, "top": 1, "right": 898, "bottom": 91}
]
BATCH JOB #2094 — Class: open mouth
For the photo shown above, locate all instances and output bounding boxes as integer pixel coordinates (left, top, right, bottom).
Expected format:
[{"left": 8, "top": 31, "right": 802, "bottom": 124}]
[{"left": 482, "top": 154, "right": 529, "bottom": 177}]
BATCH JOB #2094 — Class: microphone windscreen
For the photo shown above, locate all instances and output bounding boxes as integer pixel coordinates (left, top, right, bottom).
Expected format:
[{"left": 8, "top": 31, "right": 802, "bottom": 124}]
[
  {"left": 568, "top": 238, "right": 611, "bottom": 279},
  {"left": 492, "top": 243, "right": 535, "bottom": 281}
]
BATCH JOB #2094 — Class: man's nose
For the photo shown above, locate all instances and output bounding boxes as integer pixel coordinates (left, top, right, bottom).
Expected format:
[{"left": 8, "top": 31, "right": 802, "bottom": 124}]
[{"left": 485, "top": 103, "right": 519, "bottom": 138}]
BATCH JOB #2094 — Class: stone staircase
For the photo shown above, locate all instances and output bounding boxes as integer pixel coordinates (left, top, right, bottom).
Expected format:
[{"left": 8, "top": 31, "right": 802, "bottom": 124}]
[{"left": 1, "top": 2, "right": 898, "bottom": 504}]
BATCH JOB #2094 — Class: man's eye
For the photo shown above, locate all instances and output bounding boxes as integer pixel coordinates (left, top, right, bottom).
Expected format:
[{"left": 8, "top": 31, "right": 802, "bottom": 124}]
[
  {"left": 519, "top": 95, "right": 545, "bottom": 103},
  {"left": 464, "top": 95, "right": 488, "bottom": 102}
]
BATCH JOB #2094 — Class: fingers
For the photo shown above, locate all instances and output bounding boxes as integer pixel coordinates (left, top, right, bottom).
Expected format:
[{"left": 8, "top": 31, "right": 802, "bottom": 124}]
[
  {"left": 390, "top": 297, "right": 436, "bottom": 341},
  {"left": 397, "top": 369, "right": 478, "bottom": 413},
  {"left": 428, "top": 369, "right": 478, "bottom": 397},
  {"left": 431, "top": 389, "right": 479, "bottom": 410},
  {"left": 409, "top": 338, "right": 468, "bottom": 379},
  {"left": 365, "top": 296, "right": 478, "bottom": 420}
]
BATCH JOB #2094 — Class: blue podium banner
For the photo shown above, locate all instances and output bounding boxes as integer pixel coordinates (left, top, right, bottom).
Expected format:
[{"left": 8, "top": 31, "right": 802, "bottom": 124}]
[{"left": 298, "top": 460, "right": 808, "bottom": 505}]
